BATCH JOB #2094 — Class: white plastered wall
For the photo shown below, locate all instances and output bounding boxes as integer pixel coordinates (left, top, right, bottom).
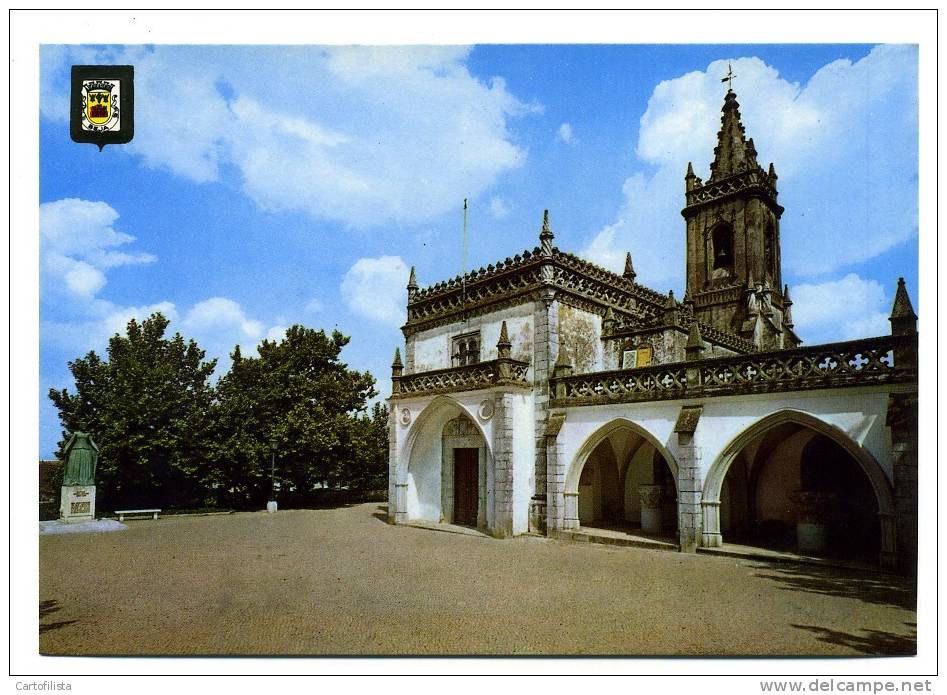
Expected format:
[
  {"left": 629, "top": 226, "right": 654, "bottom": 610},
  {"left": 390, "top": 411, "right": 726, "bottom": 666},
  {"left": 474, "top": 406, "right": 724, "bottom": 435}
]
[
  {"left": 411, "top": 304, "right": 534, "bottom": 374},
  {"left": 557, "top": 385, "right": 899, "bottom": 497},
  {"left": 392, "top": 388, "right": 534, "bottom": 534},
  {"left": 509, "top": 392, "right": 535, "bottom": 534}
]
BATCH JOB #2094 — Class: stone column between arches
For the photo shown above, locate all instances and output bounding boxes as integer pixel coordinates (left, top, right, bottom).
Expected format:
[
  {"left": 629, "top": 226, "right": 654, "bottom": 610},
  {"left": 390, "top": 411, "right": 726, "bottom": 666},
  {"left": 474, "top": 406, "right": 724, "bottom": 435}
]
[
  {"left": 543, "top": 412, "right": 568, "bottom": 532},
  {"left": 491, "top": 392, "right": 517, "bottom": 538},
  {"left": 529, "top": 290, "right": 559, "bottom": 533},
  {"left": 387, "top": 403, "right": 405, "bottom": 524},
  {"left": 674, "top": 405, "right": 704, "bottom": 552}
]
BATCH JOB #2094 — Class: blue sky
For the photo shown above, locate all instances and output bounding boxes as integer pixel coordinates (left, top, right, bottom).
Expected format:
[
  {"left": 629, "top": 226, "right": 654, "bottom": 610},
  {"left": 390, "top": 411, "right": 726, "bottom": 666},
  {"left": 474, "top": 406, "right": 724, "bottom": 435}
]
[{"left": 38, "top": 43, "right": 919, "bottom": 458}]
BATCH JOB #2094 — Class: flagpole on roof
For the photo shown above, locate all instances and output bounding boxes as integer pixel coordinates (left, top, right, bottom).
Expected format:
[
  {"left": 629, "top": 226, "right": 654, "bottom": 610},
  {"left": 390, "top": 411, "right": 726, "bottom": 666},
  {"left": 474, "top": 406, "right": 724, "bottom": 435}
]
[{"left": 462, "top": 198, "right": 468, "bottom": 323}]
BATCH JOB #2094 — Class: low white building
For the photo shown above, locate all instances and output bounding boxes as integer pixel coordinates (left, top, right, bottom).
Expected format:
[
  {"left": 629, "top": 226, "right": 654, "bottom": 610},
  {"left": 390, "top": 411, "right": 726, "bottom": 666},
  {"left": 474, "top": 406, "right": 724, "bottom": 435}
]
[{"left": 387, "top": 89, "right": 918, "bottom": 571}]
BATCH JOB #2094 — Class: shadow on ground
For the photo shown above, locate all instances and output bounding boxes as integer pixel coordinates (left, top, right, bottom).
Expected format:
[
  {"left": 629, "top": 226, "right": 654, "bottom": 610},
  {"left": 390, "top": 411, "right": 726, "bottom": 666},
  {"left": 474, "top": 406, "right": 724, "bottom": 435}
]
[
  {"left": 792, "top": 622, "right": 916, "bottom": 655},
  {"left": 371, "top": 505, "right": 389, "bottom": 523},
  {"left": 751, "top": 562, "right": 917, "bottom": 610},
  {"left": 39, "top": 599, "right": 76, "bottom": 634}
]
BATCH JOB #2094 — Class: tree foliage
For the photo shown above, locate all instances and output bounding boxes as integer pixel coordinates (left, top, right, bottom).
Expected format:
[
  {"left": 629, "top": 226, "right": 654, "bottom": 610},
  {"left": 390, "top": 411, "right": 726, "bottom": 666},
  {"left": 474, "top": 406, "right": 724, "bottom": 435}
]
[
  {"left": 48, "top": 313, "right": 217, "bottom": 509},
  {"left": 207, "top": 325, "right": 380, "bottom": 508},
  {"left": 49, "top": 317, "right": 389, "bottom": 511}
]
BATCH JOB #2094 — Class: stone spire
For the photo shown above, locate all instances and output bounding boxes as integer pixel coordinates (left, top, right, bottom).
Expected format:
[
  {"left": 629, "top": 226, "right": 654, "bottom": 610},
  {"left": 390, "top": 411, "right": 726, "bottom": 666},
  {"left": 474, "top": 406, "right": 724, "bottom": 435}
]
[
  {"left": 496, "top": 320, "right": 512, "bottom": 359},
  {"left": 553, "top": 345, "right": 574, "bottom": 379},
  {"left": 623, "top": 252, "right": 637, "bottom": 282},
  {"left": 889, "top": 277, "right": 918, "bottom": 335},
  {"left": 407, "top": 265, "right": 419, "bottom": 300},
  {"left": 391, "top": 347, "right": 403, "bottom": 377},
  {"left": 782, "top": 284, "right": 794, "bottom": 329},
  {"left": 708, "top": 90, "right": 758, "bottom": 182},
  {"left": 663, "top": 290, "right": 679, "bottom": 325},
  {"left": 539, "top": 209, "right": 554, "bottom": 256},
  {"left": 685, "top": 161, "right": 698, "bottom": 191},
  {"left": 685, "top": 321, "right": 705, "bottom": 360}
]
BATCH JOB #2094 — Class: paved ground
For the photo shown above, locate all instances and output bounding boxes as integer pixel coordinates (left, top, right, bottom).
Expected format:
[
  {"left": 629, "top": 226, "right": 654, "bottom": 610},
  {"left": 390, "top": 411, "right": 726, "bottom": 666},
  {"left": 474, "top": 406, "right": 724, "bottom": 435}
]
[{"left": 39, "top": 503, "right": 917, "bottom": 656}]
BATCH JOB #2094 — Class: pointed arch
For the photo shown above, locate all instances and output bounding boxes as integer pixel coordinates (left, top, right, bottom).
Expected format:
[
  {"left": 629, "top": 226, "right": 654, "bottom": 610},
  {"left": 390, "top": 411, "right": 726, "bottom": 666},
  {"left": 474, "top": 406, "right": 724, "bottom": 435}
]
[
  {"left": 562, "top": 418, "right": 679, "bottom": 533},
  {"left": 701, "top": 408, "right": 895, "bottom": 562},
  {"left": 400, "top": 395, "right": 491, "bottom": 479},
  {"left": 565, "top": 418, "right": 678, "bottom": 494},
  {"left": 396, "top": 395, "right": 493, "bottom": 526}
]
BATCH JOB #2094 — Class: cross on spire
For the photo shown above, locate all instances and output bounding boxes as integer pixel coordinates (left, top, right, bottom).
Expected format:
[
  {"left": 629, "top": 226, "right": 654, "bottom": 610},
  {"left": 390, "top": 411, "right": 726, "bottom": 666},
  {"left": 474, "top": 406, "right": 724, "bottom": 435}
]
[{"left": 721, "top": 61, "right": 737, "bottom": 92}]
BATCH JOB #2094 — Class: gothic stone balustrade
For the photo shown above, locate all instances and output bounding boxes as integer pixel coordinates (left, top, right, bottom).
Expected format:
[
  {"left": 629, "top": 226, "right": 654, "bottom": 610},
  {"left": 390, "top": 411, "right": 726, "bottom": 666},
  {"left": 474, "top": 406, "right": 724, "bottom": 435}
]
[
  {"left": 392, "top": 358, "right": 531, "bottom": 399},
  {"left": 550, "top": 334, "right": 917, "bottom": 407}
]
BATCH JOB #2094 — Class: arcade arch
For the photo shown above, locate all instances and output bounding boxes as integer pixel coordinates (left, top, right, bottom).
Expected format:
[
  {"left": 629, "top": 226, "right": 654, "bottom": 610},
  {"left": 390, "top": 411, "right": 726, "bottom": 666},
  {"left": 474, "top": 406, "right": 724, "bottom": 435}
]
[
  {"left": 564, "top": 419, "right": 678, "bottom": 539},
  {"left": 702, "top": 410, "right": 894, "bottom": 563}
]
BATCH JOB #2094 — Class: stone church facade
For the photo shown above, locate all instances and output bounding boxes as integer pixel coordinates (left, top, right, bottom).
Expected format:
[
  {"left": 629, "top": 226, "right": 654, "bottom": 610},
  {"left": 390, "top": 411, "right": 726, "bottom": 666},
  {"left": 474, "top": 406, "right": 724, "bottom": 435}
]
[{"left": 386, "top": 89, "right": 919, "bottom": 572}]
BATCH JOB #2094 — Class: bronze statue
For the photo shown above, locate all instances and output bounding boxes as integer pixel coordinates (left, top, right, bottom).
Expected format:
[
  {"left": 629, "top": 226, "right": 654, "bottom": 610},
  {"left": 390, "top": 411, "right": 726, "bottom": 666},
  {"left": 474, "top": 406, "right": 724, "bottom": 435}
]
[{"left": 62, "top": 432, "right": 98, "bottom": 486}]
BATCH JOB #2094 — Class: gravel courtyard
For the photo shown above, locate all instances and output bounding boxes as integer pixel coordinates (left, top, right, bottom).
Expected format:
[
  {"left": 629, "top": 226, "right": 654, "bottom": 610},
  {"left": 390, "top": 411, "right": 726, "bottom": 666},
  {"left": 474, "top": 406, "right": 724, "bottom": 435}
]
[{"left": 39, "top": 503, "right": 917, "bottom": 656}]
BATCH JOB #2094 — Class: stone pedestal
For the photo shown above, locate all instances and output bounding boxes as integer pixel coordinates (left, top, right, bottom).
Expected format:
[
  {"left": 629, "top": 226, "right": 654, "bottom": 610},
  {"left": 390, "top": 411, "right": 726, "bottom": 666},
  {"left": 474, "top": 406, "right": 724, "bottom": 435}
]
[
  {"left": 60, "top": 485, "right": 96, "bottom": 523},
  {"left": 797, "top": 522, "right": 827, "bottom": 553},
  {"left": 791, "top": 490, "right": 835, "bottom": 554},
  {"left": 639, "top": 484, "right": 664, "bottom": 533}
]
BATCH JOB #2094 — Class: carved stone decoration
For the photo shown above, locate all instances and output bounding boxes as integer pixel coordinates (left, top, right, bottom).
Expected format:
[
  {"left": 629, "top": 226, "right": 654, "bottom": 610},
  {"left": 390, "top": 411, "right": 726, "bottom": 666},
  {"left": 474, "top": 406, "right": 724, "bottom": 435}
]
[
  {"left": 550, "top": 333, "right": 916, "bottom": 406},
  {"left": 444, "top": 414, "right": 479, "bottom": 437},
  {"left": 477, "top": 399, "right": 495, "bottom": 421},
  {"left": 392, "top": 358, "right": 530, "bottom": 399},
  {"left": 399, "top": 408, "right": 412, "bottom": 426}
]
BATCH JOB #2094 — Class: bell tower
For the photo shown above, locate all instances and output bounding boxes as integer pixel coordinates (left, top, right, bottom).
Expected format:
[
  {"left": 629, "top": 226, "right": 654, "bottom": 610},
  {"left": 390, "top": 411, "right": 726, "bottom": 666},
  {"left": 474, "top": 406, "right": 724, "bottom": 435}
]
[{"left": 682, "top": 86, "right": 799, "bottom": 350}]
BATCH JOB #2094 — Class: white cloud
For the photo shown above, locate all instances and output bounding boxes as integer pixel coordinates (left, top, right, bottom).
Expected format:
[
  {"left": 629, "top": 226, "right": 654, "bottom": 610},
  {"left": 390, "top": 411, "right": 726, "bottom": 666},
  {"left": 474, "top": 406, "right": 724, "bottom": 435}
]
[
  {"left": 42, "top": 46, "right": 537, "bottom": 229},
  {"left": 341, "top": 256, "right": 409, "bottom": 326},
  {"left": 40, "top": 198, "right": 281, "bottom": 367},
  {"left": 557, "top": 122, "right": 574, "bottom": 144},
  {"left": 791, "top": 273, "right": 891, "bottom": 344},
  {"left": 305, "top": 297, "right": 325, "bottom": 313},
  {"left": 41, "top": 198, "right": 156, "bottom": 302},
  {"left": 182, "top": 297, "right": 263, "bottom": 339},
  {"left": 489, "top": 196, "right": 510, "bottom": 219},
  {"left": 265, "top": 325, "right": 289, "bottom": 343},
  {"left": 583, "top": 45, "right": 917, "bottom": 287}
]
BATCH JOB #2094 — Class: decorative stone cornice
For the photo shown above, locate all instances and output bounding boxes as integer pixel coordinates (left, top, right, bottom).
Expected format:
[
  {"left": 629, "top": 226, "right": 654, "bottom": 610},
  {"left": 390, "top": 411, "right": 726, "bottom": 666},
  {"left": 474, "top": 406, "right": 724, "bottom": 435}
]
[
  {"left": 402, "top": 247, "right": 669, "bottom": 337},
  {"left": 682, "top": 168, "right": 782, "bottom": 217},
  {"left": 391, "top": 357, "right": 531, "bottom": 399}
]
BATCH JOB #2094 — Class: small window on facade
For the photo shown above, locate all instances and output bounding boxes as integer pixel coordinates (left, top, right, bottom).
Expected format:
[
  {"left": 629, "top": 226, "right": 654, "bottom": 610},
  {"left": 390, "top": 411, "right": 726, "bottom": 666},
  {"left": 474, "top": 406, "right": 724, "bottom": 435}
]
[{"left": 452, "top": 331, "right": 481, "bottom": 367}]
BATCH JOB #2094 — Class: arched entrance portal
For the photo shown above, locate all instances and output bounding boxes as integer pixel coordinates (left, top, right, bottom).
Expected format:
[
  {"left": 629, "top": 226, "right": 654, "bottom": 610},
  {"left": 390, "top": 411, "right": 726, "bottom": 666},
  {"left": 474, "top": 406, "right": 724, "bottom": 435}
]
[
  {"left": 704, "top": 410, "right": 894, "bottom": 565},
  {"left": 402, "top": 398, "right": 491, "bottom": 529},
  {"left": 566, "top": 420, "right": 678, "bottom": 541}
]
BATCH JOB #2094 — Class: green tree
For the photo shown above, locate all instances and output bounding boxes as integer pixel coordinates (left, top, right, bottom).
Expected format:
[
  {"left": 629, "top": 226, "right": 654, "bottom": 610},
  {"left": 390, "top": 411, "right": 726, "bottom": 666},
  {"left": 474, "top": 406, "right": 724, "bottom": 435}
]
[
  {"left": 208, "top": 325, "right": 378, "bottom": 507},
  {"left": 48, "top": 313, "right": 217, "bottom": 510},
  {"left": 342, "top": 402, "right": 390, "bottom": 491}
]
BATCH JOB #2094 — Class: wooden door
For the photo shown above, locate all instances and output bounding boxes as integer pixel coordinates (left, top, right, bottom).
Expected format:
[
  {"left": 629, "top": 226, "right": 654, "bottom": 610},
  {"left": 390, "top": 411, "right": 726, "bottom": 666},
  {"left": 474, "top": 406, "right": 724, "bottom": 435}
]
[{"left": 453, "top": 448, "right": 479, "bottom": 526}]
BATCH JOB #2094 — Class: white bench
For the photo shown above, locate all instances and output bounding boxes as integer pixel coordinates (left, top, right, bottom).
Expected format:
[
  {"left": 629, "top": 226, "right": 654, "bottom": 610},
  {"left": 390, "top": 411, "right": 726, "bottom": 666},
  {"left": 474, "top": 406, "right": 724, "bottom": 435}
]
[{"left": 115, "top": 508, "right": 161, "bottom": 521}]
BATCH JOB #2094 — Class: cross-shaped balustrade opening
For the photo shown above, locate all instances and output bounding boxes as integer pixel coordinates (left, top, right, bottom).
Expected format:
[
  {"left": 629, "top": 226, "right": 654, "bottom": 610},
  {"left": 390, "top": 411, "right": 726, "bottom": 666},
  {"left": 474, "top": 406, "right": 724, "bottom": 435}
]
[{"left": 849, "top": 353, "right": 870, "bottom": 370}]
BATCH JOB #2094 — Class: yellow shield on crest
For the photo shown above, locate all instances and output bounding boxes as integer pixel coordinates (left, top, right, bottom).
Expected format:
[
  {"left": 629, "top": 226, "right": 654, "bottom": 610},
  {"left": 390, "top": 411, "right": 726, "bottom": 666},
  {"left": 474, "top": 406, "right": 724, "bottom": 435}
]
[
  {"left": 81, "top": 79, "right": 120, "bottom": 132},
  {"left": 85, "top": 87, "right": 112, "bottom": 124}
]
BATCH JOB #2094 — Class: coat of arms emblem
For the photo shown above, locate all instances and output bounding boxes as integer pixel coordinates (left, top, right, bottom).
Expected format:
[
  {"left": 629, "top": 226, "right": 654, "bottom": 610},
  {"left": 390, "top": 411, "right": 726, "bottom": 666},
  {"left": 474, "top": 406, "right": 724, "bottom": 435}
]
[
  {"left": 81, "top": 79, "right": 120, "bottom": 131},
  {"left": 70, "top": 65, "right": 134, "bottom": 150}
]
